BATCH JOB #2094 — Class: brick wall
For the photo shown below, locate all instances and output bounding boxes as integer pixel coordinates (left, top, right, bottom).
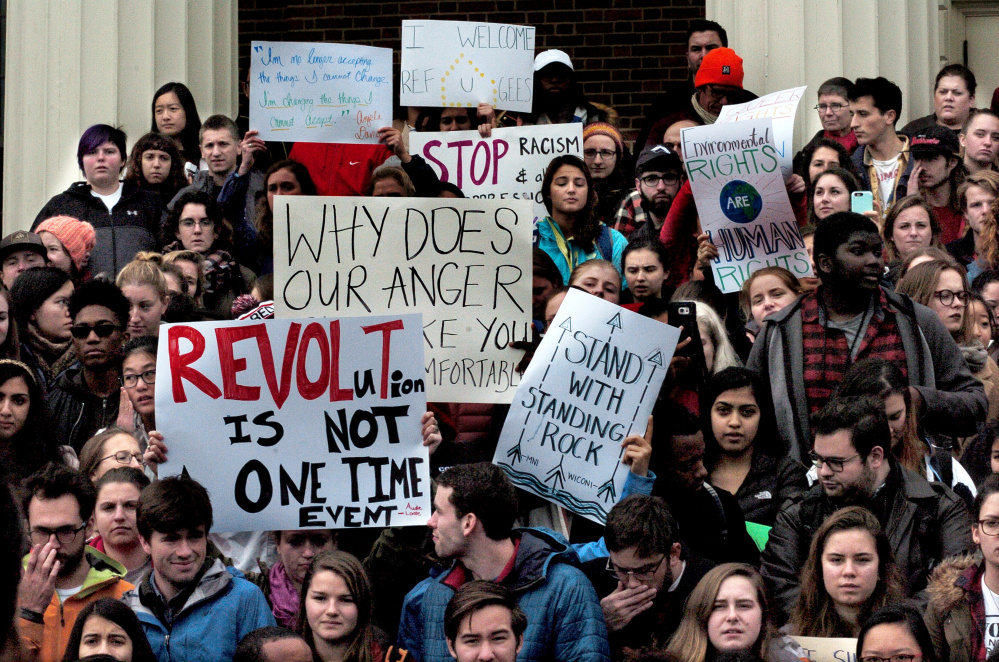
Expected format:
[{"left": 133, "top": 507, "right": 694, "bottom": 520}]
[{"left": 237, "top": 0, "right": 706, "bottom": 145}]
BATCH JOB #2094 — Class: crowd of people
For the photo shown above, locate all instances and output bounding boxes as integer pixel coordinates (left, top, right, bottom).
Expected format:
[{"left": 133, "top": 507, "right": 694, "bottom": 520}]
[{"left": 3, "top": 15, "right": 999, "bottom": 662}]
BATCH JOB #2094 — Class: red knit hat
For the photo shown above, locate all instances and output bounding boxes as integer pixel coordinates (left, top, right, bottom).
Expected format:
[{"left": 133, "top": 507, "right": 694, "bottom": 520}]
[
  {"left": 695, "top": 47, "right": 745, "bottom": 90},
  {"left": 582, "top": 122, "right": 625, "bottom": 156},
  {"left": 34, "top": 216, "right": 96, "bottom": 272}
]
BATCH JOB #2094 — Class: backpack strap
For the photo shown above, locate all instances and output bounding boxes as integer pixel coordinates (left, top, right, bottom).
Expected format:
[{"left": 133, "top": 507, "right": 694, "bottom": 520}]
[
  {"left": 596, "top": 224, "right": 613, "bottom": 262},
  {"left": 702, "top": 483, "right": 729, "bottom": 545}
]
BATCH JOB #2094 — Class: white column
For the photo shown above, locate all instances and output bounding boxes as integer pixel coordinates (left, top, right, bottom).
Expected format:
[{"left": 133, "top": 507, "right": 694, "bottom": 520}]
[{"left": 3, "top": 0, "right": 237, "bottom": 233}]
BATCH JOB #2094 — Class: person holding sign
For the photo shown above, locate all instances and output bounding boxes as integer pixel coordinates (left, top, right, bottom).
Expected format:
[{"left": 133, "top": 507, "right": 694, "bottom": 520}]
[
  {"left": 535, "top": 155, "right": 627, "bottom": 285},
  {"left": 787, "top": 506, "right": 903, "bottom": 638}
]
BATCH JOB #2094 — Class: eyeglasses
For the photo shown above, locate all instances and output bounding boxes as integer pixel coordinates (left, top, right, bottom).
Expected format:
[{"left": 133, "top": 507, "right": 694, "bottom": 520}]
[
  {"left": 933, "top": 289, "right": 970, "bottom": 306},
  {"left": 605, "top": 555, "right": 666, "bottom": 582},
  {"left": 583, "top": 148, "right": 617, "bottom": 160},
  {"left": 69, "top": 322, "right": 121, "bottom": 340},
  {"left": 98, "top": 450, "right": 144, "bottom": 466},
  {"left": 815, "top": 102, "right": 850, "bottom": 113},
  {"left": 703, "top": 84, "right": 737, "bottom": 100},
  {"left": 809, "top": 451, "right": 860, "bottom": 473},
  {"left": 178, "top": 218, "right": 214, "bottom": 230},
  {"left": 979, "top": 519, "right": 999, "bottom": 536},
  {"left": 859, "top": 655, "right": 919, "bottom": 662},
  {"left": 122, "top": 369, "right": 156, "bottom": 389},
  {"left": 640, "top": 173, "right": 680, "bottom": 187},
  {"left": 29, "top": 523, "right": 86, "bottom": 546}
]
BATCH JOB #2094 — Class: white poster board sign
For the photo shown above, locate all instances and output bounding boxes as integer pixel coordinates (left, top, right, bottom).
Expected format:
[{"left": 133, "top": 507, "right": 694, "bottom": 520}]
[
  {"left": 249, "top": 41, "right": 393, "bottom": 143},
  {"left": 155, "top": 315, "right": 430, "bottom": 532},
  {"left": 790, "top": 637, "right": 858, "bottom": 662},
  {"left": 410, "top": 124, "right": 583, "bottom": 223},
  {"left": 400, "top": 20, "right": 536, "bottom": 112},
  {"left": 273, "top": 196, "right": 534, "bottom": 403},
  {"left": 682, "top": 118, "right": 812, "bottom": 293},
  {"left": 492, "top": 289, "right": 679, "bottom": 523},
  {"left": 717, "top": 86, "right": 807, "bottom": 179}
]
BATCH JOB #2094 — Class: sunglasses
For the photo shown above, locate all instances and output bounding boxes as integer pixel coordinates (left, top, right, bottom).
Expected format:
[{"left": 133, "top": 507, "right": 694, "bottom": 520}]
[{"left": 70, "top": 322, "right": 121, "bottom": 340}]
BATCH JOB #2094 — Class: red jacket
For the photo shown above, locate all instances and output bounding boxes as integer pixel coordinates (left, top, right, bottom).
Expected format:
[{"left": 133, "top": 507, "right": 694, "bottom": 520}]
[{"left": 288, "top": 142, "right": 393, "bottom": 196}]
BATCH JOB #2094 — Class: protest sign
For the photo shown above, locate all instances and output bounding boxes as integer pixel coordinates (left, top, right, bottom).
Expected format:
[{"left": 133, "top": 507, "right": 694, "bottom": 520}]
[
  {"left": 400, "top": 20, "right": 535, "bottom": 112},
  {"left": 492, "top": 289, "right": 679, "bottom": 523},
  {"left": 410, "top": 124, "right": 583, "bottom": 223},
  {"left": 249, "top": 41, "right": 393, "bottom": 143},
  {"left": 155, "top": 315, "right": 430, "bottom": 532},
  {"left": 717, "top": 86, "right": 807, "bottom": 179},
  {"left": 682, "top": 118, "right": 812, "bottom": 293},
  {"left": 273, "top": 196, "right": 534, "bottom": 403},
  {"left": 790, "top": 637, "right": 857, "bottom": 662}
]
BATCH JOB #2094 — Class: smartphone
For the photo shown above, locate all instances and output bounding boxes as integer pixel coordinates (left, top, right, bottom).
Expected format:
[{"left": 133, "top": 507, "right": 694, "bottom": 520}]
[
  {"left": 666, "top": 301, "right": 708, "bottom": 385},
  {"left": 851, "top": 190, "right": 874, "bottom": 214}
]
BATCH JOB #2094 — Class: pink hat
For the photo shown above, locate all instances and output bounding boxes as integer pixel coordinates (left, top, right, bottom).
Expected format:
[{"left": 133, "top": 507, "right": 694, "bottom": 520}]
[{"left": 34, "top": 216, "right": 96, "bottom": 272}]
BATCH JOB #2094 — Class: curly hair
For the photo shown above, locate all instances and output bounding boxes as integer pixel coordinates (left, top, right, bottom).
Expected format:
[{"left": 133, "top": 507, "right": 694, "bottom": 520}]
[{"left": 124, "top": 132, "right": 189, "bottom": 200}]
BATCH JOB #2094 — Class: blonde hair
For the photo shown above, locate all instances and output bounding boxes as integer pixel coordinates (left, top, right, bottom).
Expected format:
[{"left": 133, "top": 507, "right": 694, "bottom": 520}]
[
  {"left": 960, "top": 170, "right": 999, "bottom": 267},
  {"left": 568, "top": 259, "right": 621, "bottom": 288},
  {"left": 695, "top": 302, "right": 741, "bottom": 373},
  {"left": 116, "top": 253, "right": 168, "bottom": 301}
]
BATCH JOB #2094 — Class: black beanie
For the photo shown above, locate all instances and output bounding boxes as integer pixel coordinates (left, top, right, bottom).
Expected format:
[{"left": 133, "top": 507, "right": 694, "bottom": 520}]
[{"left": 10, "top": 266, "right": 72, "bottom": 331}]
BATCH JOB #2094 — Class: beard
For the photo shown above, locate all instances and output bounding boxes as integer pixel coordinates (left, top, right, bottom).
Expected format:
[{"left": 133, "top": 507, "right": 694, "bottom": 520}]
[
  {"left": 829, "top": 463, "right": 878, "bottom": 507},
  {"left": 641, "top": 193, "right": 671, "bottom": 218},
  {"left": 56, "top": 545, "right": 87, "bottom": 578}
]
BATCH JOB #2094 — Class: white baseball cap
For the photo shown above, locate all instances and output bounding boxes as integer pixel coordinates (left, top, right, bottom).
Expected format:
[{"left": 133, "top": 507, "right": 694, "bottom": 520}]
[{"left": 534, "top": 49, "right": 573, "bottom": 72}]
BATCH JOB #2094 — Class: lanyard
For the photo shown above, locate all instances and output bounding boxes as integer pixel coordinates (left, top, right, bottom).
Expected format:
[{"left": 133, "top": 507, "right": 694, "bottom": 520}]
[{"left": 545, "top": 218, "right": 578, "bottom": 273}]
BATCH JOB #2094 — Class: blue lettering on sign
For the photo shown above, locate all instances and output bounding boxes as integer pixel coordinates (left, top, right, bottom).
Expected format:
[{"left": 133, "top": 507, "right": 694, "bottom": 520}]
[{"left": 719, "top": 180, "right": 763, "bottom": 224}]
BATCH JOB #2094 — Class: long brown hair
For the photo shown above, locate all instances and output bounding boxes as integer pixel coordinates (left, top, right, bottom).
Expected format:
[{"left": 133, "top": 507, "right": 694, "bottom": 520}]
[
  {"left": 896, "top": 257, "right": 973, "bottom": 343},
  {"left": 298, "top": 550, "right": 374, "bottom": 662},
  {"left": 541, "top": 155, "right": 600, "bottom": 251},
  {"left": 788, "top": 506, "right": 904, "bottom": 638},
  {"left": 882, "top": 195, "right": 942, "bottom": 264},
  {"left": 666, "top": 563, "right": 778, "bottom": 662}
]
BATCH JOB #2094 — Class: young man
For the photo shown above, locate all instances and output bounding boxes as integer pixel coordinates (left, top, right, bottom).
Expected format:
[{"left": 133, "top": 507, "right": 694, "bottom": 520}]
[
  {"left": 0, "top": 230, "right": 47, "bottom": 289},
  {"left": 849, "top": 77, "right": 913, "bottom": 213},
  {"left": 123, "top": 476, "right": 275, "bottom": 662},
  {"left": 907, "top": 124, "right": 967, "bottom": 243},
  {"left": 583, "top": 495, "right": 714, "bottom": 657},
  {"left": 444, "top": 581, "right": 527, "bottom": 662},
  {"left": 748, "top": 211, "right": 985, "bottom": 460},
  {"left": 397, "top": 462, "right": 609, "bottom": 662},
  {"left": 234, "top": 626, "right": 313, "bottom": 662},
  {"left": 761, "top": 397, "right": 974, "bottom": 622},
  {"left": 613, "top": 145, "right": 683, "bottom": 240},
  {"left": 47, "top": 279, "right": 130, "bottom": 452},
  {"left": 18, "top": 463, "right": 132, "bottom": 662}
]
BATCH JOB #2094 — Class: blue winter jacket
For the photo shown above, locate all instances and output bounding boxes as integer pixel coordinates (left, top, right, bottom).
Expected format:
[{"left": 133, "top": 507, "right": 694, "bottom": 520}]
[
  {"left": 122, "top": 558, "right": 276, "bottom": 662},
  {"left": 397, "top": 527, "right": 610, "bottom": 662}
]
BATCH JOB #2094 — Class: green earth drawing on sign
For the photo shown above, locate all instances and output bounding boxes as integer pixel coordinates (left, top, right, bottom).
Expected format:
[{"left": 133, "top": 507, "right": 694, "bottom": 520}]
[{"left": 719, "top": 180, "right": 763, "bottom": 224}]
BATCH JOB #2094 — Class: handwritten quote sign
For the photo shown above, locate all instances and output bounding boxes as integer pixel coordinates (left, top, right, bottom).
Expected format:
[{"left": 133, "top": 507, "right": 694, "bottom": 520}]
[
  {"left": 155, "top": 315, "right": 431, "bottom": 532},
  {"left": 682, "top": 118, "right": 812, "bottom": 293},
  {"left": 400, "top": 20, "right": 536, "bottom": 112},
  {"left": 273, "top": 196, "right": 534, "bottom": 403},
  {"left": 717, "top": 86, "right": 807, "bottom": 179},
  {"left": 249, "top": 41, "right": 393, "bottom": 143},
  {"left": 790, "top": 637, "right": 857, "bottom": 662},
  {"left": 493, "top": 289, "right": 678, "bottom": 523},
  {"left": 410, "top": 124, "right": 583, "bottom": 224}
]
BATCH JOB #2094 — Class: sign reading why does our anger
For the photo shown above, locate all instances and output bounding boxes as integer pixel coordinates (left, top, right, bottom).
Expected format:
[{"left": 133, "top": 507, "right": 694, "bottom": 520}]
[
  {"left": 249, "top": 41, "right": 393, "bottom": 143},
  {"left": 682, "top": 118, "right": 812, "bottom": 294},
  {"left": 400, "top": 20, "right": 536, "bottom": 112},
  {"left": 274, "top": 196, "right": 534, "bottom": 403},
  {"left": 409, "top": 124, "right": 583, "bottom": 224},
  {"left": 493, "top": 289, "right": 679, "bottom": 524},
  {"left": 155, "top": 315, "right": 431, "bottom": 532}
]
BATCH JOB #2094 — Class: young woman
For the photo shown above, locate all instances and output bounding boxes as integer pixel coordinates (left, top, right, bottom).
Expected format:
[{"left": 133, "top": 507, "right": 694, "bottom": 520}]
[
  {"left": 162, "top": 250, "right": 205, "bottom": 308},
  {"left": 116, "top": 255, "right": 169, "bottom": 338},
  {"left": 696, "top": 302, "right": 741, "bottom": 375},
  {"left": 925, "top": 474, "right": 999, "bottom": 662},
  {"left": 256, "top": 529, "right": 336, "bottom": 629},
  {"left": 837, "top": 357, "right": 978, "bottom": 500},
  {"left": 62, "top": 597, "right": 157, "bottom": 662},
  {"left": 120, "top": 337, "right": 158, "bottom": 445},
  {"left": 666, "top": 563, "right": 802, "bottom": 662},
  {"left": 810, "top": 167, "right": 860, "bottom": 225},
  {"left": 536, "top": 154, "right": 627, "bottom": 285},
  {"left": 883, "top": 196, "right": 942, "bottom": 269},
  {"left": 0, "top": 288, "right": 18, "bottom": 360},
  {"left": 740, "top": 267, "right": 802, "bottom": 342},
  {"left": 299, "top": 550, "right": 381, "bottom": 662},
  {"left": 124, "top": 132, "right": 189, "bottom": 203},
  {"left": 150, "top": 81, "right": 202, "bottom": 167},
  {"left": 34, "top": 216, "right": 96, "bottom": 284},
  {"left": 0, "top": 359, "right": 58, "bottom": 482},
  {"left": 568, "top": 259, "right": 622, "bottom": 304},
  {"left": 702, "top": 368, "right": 806, "bottom": 527},
  {"left": 788, "top": 506, "right": 903, "bottom": 638},
  {"left": 89, "top": 467, "right": 151, "bottom": 585},
  {"left": 32, "top": 124, "right": 162, "bottom": 278},
  {"left": 78, "top": 428, "right": 144, "bottom": 481},
  {"left": 960, "top": 108, "right": 999, "bottom": 174},
  {"left": 621, "top": 238, "right": 670, "bottom": 305},
  {"left": 10, "top": 266, "right": 75, "bottom": 392},
  {"left": 254, "top": 159, "right": 318, "bottom": 276},
  {"left": 582, "top": 122, "right": 633, "bottom": 226},
  {"left": 858, "top": 605, "right": 937, "bottom": 662},
  {"left": 797, "top": 138, "right": 855, "bottom": 185}
]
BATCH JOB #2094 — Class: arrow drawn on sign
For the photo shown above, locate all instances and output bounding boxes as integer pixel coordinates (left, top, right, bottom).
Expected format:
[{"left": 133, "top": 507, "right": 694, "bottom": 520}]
[
  {"left": 508, "top": 428, "right": 525, "bottom": 464},
  {"left": 606, "top": 312, "right": 623, "bottom": 337},
  {"left": 597, "top": 478, "right": 617, "bottom": 502},
  {"left": 545, "top": 456, "right": 566, "bottom": 491}
]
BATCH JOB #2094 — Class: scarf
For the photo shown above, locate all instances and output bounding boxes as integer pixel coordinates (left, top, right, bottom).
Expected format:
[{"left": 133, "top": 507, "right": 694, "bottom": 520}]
[
  {"left": 26, "top": 325, "right": 75, "bottom": 383},
  {"left": 691, "top": 94, "right": 718, "bottom": 124},
  {"left": 268, "top": 561, "right": 300, "bottom": 629},
  {"left": 961, "top": 340, "right": 989, "bottom": 375}
]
